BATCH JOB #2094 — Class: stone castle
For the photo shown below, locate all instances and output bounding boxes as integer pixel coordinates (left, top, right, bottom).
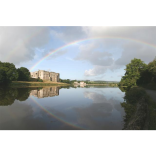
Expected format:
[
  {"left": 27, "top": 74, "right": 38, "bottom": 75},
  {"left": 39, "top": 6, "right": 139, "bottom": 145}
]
[{"left": 30, "top": 70, "right": 60, "bottom": 82}]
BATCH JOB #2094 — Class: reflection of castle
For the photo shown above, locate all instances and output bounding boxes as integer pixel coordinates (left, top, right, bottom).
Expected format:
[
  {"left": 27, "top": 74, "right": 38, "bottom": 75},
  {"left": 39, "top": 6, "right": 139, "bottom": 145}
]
[
  {"left": 30, "top": 87, "right": 59, "bottom": 98},
  {"left": 74, "top": 81, "right": 86, "bottom": 88}
]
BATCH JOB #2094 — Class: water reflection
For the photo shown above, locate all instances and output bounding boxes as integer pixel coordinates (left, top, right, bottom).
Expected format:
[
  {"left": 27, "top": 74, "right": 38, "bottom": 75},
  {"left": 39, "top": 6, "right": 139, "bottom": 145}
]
[
  {"left": 74, "top": 84, "right": 86, "bottom": 88},
  {"left": 0, "top": 86, "right": 125, "bottom": 130},
  {"left": 0, "top": 87, "right": 34, "bottom": 106},
  {"left": 30, "top": 87, "right": 59, "bottom": 98},
  {"left": 74, "top": 89, "right": 125, "bottom": 129}
]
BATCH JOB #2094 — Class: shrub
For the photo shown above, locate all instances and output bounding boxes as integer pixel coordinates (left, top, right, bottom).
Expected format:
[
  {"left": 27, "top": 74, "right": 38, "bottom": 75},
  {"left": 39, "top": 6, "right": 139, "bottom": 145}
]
[{"left": 38, "top": 79, "right": 43, "bottom": 82}]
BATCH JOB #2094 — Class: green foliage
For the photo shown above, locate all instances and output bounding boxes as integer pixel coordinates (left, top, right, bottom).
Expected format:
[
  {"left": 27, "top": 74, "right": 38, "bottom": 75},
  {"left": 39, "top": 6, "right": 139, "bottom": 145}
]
[
  {"left": 119, "top": 87, "right": 128, "bottom": 92},
  {"left": 17, "top": 67, "right": 30, "bottom": 81},
  {"left": 30, "top": 78, "right": 38, "bottom": 82},
  {"left": 119, "top": 58, "right": 156, "bottom": 88},
  {"left": 0, "top": 61, "right": 32, "bottom": 84},
  {"left": 137, "top": 69, "right": 152, "bottom": 85},
  {"left": 0, "top": 68, "right": 8, "bottom": 84},
  {"left": 119, "top": 58, "right": 147, "bottom": 88},
  {"left": 37, "top": 79, "right": 43, "bottom": 82},
  {"left": 147, "top": 60, "right": 156, "bottom": 83},
  {"left": 59, "top": 78, "right": 73, "bottom": 84},
  {"left": 137, "top": 60, "right": 156, "bottom": 85},
  {"left": 0, "top": 61, "right": 18, "bottom": 84}
]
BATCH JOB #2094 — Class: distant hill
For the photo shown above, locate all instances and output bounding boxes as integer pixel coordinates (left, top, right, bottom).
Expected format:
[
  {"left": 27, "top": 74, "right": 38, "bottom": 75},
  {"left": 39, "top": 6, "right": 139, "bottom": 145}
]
[
  {"left": 91, "top": 80, "right": 119, "bottom": 83},
  {"left": 71, "top": 80, "right": 119, "bottom": 83}
]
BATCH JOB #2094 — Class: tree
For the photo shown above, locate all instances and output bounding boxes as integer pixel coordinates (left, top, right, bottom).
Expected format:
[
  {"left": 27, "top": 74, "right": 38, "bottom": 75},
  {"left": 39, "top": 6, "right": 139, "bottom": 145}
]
[
  {"left": 17, "top": 67, "right": 30, "bottom": 81},
  {"left": 147, "top": 59, "right": 156, "bottom": 83},
  {"left": 119, "top": 58, "right": 147, "bottom": 87},
  {"left": 0, "top": 61, "right": 18, "bottom": 84},
  {"left": 0, "top": 69, "right": 7, "bottom": 84},
  {"left": 137, "top": 69, "right": 152, "bottom": 85}
]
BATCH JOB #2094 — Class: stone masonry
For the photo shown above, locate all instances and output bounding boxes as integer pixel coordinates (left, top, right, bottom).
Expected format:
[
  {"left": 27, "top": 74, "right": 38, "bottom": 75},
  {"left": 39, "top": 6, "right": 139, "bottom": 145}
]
[{"left": 30, "top": 70, "right": 60, "bottom": 82}]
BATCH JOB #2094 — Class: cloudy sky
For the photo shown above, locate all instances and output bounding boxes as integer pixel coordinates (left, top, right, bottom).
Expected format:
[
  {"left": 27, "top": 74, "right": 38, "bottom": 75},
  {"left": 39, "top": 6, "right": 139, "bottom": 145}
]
[{"left": 0, "top": 26, "right": 156, "bottom": 81}]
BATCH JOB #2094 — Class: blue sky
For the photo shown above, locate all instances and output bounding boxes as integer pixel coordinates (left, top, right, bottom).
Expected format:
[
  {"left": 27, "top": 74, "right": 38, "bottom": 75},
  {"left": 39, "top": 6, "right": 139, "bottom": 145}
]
[{"left": 0, "top": 26, "right": 156, "bottom": 81}]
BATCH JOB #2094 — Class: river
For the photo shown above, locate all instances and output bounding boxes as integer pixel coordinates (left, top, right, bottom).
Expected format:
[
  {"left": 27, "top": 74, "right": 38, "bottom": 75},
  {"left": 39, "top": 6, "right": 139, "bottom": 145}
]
[{"left": 0, "top": 86, "right": 125, "bottom": 130}]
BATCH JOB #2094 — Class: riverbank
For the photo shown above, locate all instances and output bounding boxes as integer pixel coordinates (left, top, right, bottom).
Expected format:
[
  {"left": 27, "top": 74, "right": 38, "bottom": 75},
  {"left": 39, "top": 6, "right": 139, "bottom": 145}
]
[
  {"left": 140, "top": 83, "right": 156, "bottom": 91},
  {"left": 145, "top": 89, "right": 156, "bottom": 130},
  {"left": 10, "top": 81, "right": 70, "bottom": 87}
]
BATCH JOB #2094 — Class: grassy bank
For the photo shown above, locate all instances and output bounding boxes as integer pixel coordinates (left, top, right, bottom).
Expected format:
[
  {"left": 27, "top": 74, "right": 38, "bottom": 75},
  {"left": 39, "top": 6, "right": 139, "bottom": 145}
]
[
  {"left": 10, "top": 81, "right": 70, "bottom": 87},
  {"left": 121, "top": 87, "right": 156, "bottom": 130}
]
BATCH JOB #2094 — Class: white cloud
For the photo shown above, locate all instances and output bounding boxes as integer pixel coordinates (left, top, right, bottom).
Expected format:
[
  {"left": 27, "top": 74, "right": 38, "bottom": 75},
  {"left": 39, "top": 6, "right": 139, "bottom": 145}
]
[
  {"left": 75, "top": 41, "right": 114, "bottom": 66},
  {"left": 0, "top": 27, "right": 51, "bottom": 65},
  {"left": 78, "top": 27, "right": 156, "bottom": 77},
  {"left": 1, "top": 26, "right": 156, "bottom": 79},
  {"left": 50, "top": 26, "right": 87, "bottom": 43},
  {"left": 115, "top": 42, "right": 156, "bottom": 65},
  {"left": 84, "top": 63, "right": 123, "bottom": 77},
  {"left": 65, "top": 57, "right": 74, "bottom": 61},
  {"left": 84, "top": 66, "right": 107, "bottom": 76}
]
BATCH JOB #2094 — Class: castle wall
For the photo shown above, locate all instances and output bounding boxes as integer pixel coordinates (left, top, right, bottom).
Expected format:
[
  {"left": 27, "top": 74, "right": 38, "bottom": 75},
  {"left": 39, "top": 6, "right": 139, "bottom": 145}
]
[{"left": 30, "top": 70, "right": 60, "bottom": 82}]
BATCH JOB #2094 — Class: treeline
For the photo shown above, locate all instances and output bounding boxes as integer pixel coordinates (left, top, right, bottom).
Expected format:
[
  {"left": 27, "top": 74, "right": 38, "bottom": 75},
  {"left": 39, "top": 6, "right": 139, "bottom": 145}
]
[
  {"left": 59, "top": 79, "right": 91, "bottom": 84},
  {"left": 87, "top": 81, "right": 118, "bottom": 84},
  {"left": 59, "top": 79, "right": 118, "bottom": 85},
  {"left": 0, "top": 61, "right": 30, "bottom": 85},
  {"left": 119, "top": 58, "right": 156, "bottom": 88},
  {"left": 59, "top": 79, "right": 78, "bottom": 84}
]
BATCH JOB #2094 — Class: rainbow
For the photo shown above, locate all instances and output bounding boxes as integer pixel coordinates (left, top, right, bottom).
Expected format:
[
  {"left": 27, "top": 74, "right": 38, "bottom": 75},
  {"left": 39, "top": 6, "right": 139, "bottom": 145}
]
[
  {"left": 30, "top": 36, "right": 156, "bottom": 71},
  {"left": 30, "top": 96, "right": 84, "bottom": 130}
]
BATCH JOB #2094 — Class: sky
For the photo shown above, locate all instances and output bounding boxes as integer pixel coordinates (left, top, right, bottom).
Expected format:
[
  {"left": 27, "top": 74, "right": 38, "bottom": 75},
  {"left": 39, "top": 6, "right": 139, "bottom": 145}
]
[{"left": 0, "top": 26, "right": 156, "bottom": 81}]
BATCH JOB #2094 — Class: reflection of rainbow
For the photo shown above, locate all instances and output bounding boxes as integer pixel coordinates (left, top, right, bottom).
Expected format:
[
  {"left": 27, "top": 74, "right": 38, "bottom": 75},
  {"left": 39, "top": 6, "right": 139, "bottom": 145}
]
[
  {"left": 30, "top": 96, "right": 84, "bottom": 130},
  {"left": 30, "top": 36, "right": 156, "bottom": 71}
]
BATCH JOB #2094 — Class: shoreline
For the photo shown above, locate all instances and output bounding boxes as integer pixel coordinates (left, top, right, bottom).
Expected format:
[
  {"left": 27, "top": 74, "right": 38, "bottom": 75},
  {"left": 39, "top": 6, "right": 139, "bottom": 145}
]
[
  {"left": 9, "top": 81, "right": 70, "bottom": 87},
  {"left": 86, "top": 84, "right": 118, "bottom": 86}
]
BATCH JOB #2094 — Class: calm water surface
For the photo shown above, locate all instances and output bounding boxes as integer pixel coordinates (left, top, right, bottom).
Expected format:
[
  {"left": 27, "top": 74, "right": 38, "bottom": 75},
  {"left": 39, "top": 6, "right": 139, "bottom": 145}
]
[{"left": 0, "top": 86, "right": 125, "bottom": 130}]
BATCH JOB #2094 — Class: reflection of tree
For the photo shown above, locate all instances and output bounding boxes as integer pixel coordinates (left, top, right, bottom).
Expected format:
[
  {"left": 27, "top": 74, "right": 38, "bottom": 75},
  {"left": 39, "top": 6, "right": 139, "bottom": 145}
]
[
  {"left": 121, "top": 102, "right": 136, "bottom": 129},
  {"left": 60, "top": 86, "right": 70, "bottom": 89},
  {"left": 16, "top": 88, "right": 32, "bottom": 101},
  {"left": 120, "top": 87, "right": 148, "bottom": 130},
  {"left": 0, "top": 87, "right": 18, "bottom": 106},
  {"left": 0, "top": 87, "right": 42, "bottom": 106},
  {"left": 119, "top": 86, "right": 129, "bottom": 92}
]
